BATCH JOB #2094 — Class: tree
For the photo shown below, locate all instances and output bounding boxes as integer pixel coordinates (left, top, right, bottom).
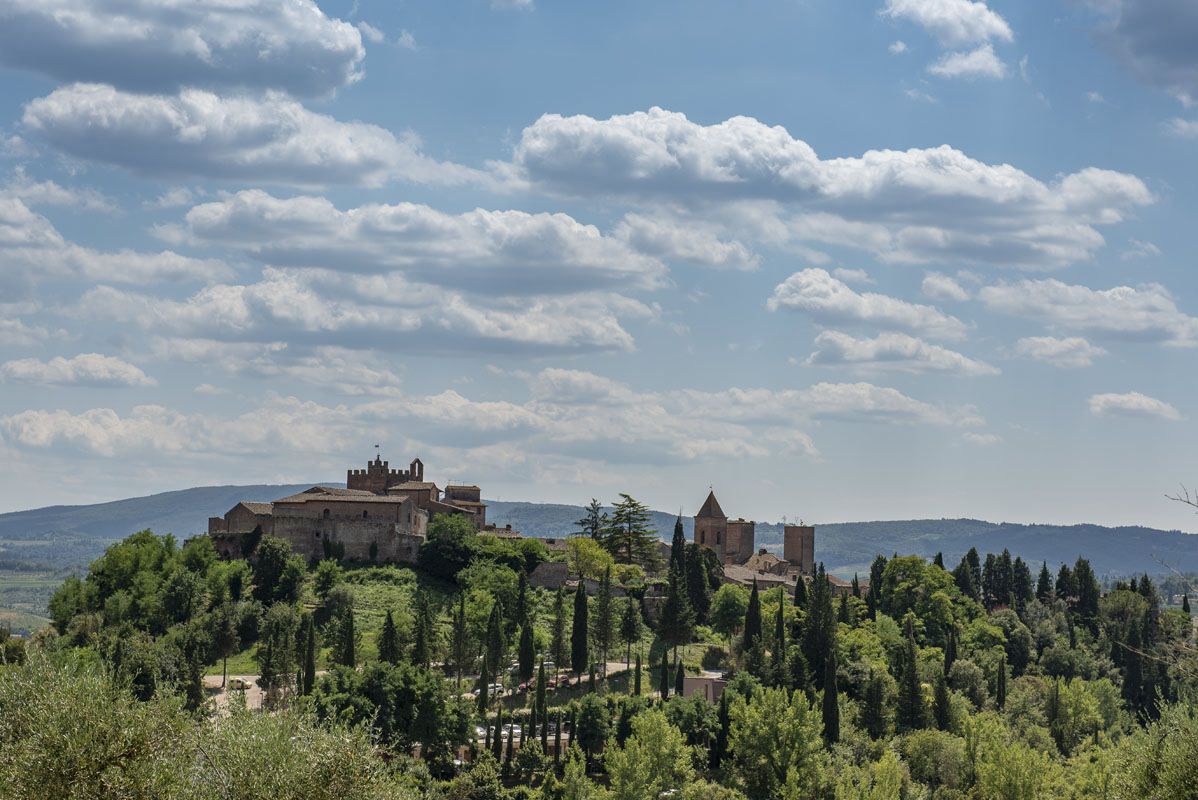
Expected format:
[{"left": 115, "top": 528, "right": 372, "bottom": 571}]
[
  {"left": 1036, "top": 561, "right": 1053, "bottom": 603},
  {"left": 743, "top": 578, "right": 762, "bottom": 652},
  {"left": 619, "top": 598, "right": 644, "bottom": 665},
  {"left": 418, "top": 513, "right": 478, "bottom": 583},
  {"left": 601, "top": 494, "right": 661, "bottom": 570},
  {"left": 515, "top": 571, "right": 530, "bottom": 628},
  {"left": 536, "top": 660, "right": 547, "bottom": 744},
  {"left": 822, "top": 651, "right": 839, "bottom": 744},
  {"left": 333, "top": 605, "right": 357, "bottom": 669},
  {"left": 943, "top": 624, "right": 958, "bottom": 676},
  {"left": 591, "top": 566, "right": 616, "bottom": 676},
  {"left": 603, "top": 709, "right": 695, "bottom": 800},
  {"left": 257, "top": 602, "right": 300, "bottom": 703},
  {"left": 313, "top": 559, "right": 344, "bottom": 601},
  {"left": 574, "top": 693, "right": 610, "bottom": 760},
  {"left": 674, "top": 660, "right": 685, "bottom": 696},
  {"left": 896, "top": 615, "right": 926, "bottom": 732},
  {"left": 485, "top": 598, "right": 507, "bottom": 686},
  {"left": 450, "top": 594, "right": 471, "bottom": 686},
  {"left": 551, "top": 587, "right": 569, "bottom": 671},
  {"left": 860, "top": 668, "right": 890, "bottom": 740},
  {"left": 570, "top": 586, "right": 588, "bottom": 675},
  {"left": 658, "top": 562, "right": 695, "bottom": 660},
  {"left": 710, "top": 688, "right": 731, "bottom": 769},
  {"left": 566, "top": 537, "right": 614, "bottom": 581},
  {"left": 684, "top": 542, "right": 712, "bottom": 623},
  {"left": 633, "top": 651, "right": 642, "bottom": 695},
  {"left": 659, "top": 650, "right": 670, "bottom": 699},
  {"left": 995, "top": 653, "right": 1008, "bottom": 709},
  {"left": 711, "top": 583, "right": 749, "bottom": 643},
  {"left": 378, "top": 609, "right": 401, "bottom": 665},
  {"left": 801, "top": 564, "right": 835, "bottom": 682},
  {"left": 575, "top": 498, "right": 607, "bottom": 539},
  {"left": 1056, "top": 563, "right": 1078, "bottom": 603},
  {"left": 302, "top": 613, "right": 316, "bottom": 695},
  {"left": 518, "top": 622, "right": 536, "bottom": 683},
  {"left": 411, "top": 591, "right": 435, "bottom": 670},
  {"left": 728, "top": 687, "right": 825, "bottom": 800},
  {"left": 933, "top": 668, "right": 951, "bottom": 731},
  {"left": 669, "top": 516, "right": 686, "bottom": 573},
  {"left": 211, "top": 600, "right": 240, "bottom": 689},
  {"left": 252, "top": 536, "right": 305, "bottom": 605}
]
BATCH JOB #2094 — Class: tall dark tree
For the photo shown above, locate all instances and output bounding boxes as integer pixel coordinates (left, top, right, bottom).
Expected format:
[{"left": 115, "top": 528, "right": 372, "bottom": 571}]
[
  {"left": 620, "top": 597, "right": 643, "bottom": 665},
  {"left": 896, "top": 615, "right": 926, "bottom": 732},
  {"left": 450, "top": 593, "right": 470, "bottom": 687},
  {"left": 794, "top": 574, "right": 809, "bottom": 610},
  {"left": 515, "top": 571, "right": 530, "bottom": 628},
  {"left": 301, "top": 612, "right": 316, "bottom": 695},
  {"left": 675, "top": 660, "right": 685, "bottom": 696},
  {"left": 592, "top": 566, "right": 616, "bottom": 675},
  {"left": 952, "top": 558, "right": 978, "bottom": 602},
  {"left": 965, "top": 547, "right": 983, "bottom": 595},
  {"left": 861, "top": 668, "right": 888, "bottom": 740},
  {"left": 743, "top": 578, "right": 763, "bottom": 652},
  {"left": 378, "top": 609, "right": 401, "bottom": 665},
  {"left": 684, "top": 543, "right": 712, "bottom": 623},
  {"left": 486, "top": 599, "right": 507, "bottom": 685},
  {"left": 1012, "top": 556, "right": 1034, "bottom": 611},
  {"left": 995, "top": 653, "right": 1008, "bottom": 709},
  {"left": 801, "top": 564, "right": 835, "bottom": 682},
  {"left": 575, "top": 499, "right": 607, "bottom": 539},
  {"left": 535, "top": 660, "right": 547, "bottom": 740},
  {"left": 1074, "top": 557, "right": 1100, "bottom": 628},
  {"left": 867, "top": 554, "right": 888, "bottom": 619},
  {"left": 981, "top": 552, "right": 998, "bottom": 609},
  {"left": 1056, "top": 563, "right": 1077, "bottom": 603},
  {"left": 336, "top": 606, "right": 357, "bottom": 669},
  {"left": 570, "top": 586, "right": 588, "bottom": 675},
  {"left": 933, "top": 552, "right": 945, "bottom": 570},
  {"left": 1036, "top": 561, "right": 1054, "bottom": 603},
  {"left": 787, "top": 645, "right": 809, "bottom": 693},
  {"left": 659, "top": 562, "right": 695, "bottom": 660},
  {"left": 669, "top": 516, "right": 686, "bottom": 572},
  {"left": 822, "top": 650, "right": 839, "bottom": 744},
  {"left": 659, "top": 650, "right": 670, "bottom": 699},
  {"left": 1184, "top": 594, "right": 1192, "bottom": 614},
  {"left": 633, "top": 651, "right": 642, "bottom": 695},
  {"left": 518, "top": 622, "right": 536, "bottom": 683},
  {"left": 933, "top": 668, "right": 951, "bottom": 731},
  {"left": 411, "top": 591, "right": 433, "bottom": 670},
  {"left": 943, "top": 625, "right": 958, "bottom": 676},
  {"left": 551, "top": 587, "right": 568, "bottom": 671},
  {"left": 837, "top": 593, "right": 850, "bottom": 625},
  {"left": 851, "top": 573, "right": 860, "bottom": 598},
  {"left": 710, "top": 688, "right": 730, "bottom": 769}
]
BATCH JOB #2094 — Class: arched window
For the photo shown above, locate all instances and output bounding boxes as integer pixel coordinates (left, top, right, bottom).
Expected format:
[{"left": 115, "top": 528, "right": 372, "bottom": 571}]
[
  {"left": 363, "top": 510, "right": 368, "bottom": 519},
  {"left": 323, "top": 508, "right": 330, "bottom": 520},
  {"left": 699, "top": 531, "right": 705, "bottom": 544},
  {"left": 716, "top": 532, "right": 722, "bottom": 545}
]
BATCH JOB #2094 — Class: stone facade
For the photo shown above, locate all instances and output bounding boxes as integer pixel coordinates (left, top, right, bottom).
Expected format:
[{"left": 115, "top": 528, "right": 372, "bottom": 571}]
[
  {"left": 783, "top": 525, "right": 815, "bottom": 576},
  {"left": 693, "top": 491, "right": 755, "bottom": 564}
]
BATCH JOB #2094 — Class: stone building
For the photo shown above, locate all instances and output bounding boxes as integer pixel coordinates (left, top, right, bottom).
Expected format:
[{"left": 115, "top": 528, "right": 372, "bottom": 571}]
[
  {"left": 694, "top": 491, "right": 756, "bottom": 564},
  {"left": 206, "top": 455, "right": 489, "bottom": 564}
]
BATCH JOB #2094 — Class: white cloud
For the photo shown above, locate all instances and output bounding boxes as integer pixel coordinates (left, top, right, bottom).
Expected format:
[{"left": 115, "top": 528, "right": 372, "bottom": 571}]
[
  {"left": 881, "top": 0, "right": 1013, "bottom": 47},
  {"left": 905, "top": 88, "right": 939, "bottom": 103},
  {"left": 145, "top": 187, "right": 202, "bottom": 209},
  {"left": 832, "top": 267, "right": 874, "bottom": 284},
  {"left": 961, "top": 431, "right": 1001, "bottom": 445},
  {"left": 0, "top": 318, "right": 61, "bottom": 347},
  {"left": 890, "top": 40, "right": 909, "bottom": 54},
  {"left": 397, "top": 30, "right": 418, "bottom": 51},
  {"left": 0, "top": 353, "right": 155, "bottom": 387},
  {"left": 768, "top": 268, "right": 968, "bottom": 339},
  {"left": 356, "top": 22, "right": 385, "bottom": 44},
  {"left": 493, "top": 0, "right": 535, "bottom": 8},
  {"left": 928, "top": 43, "right": 1007, "bottom": 79},
  {"left": 1086, "top": 91, "right": 1109, "bottom": 104},
  {"left": 806, "top": 331, "right": 999, "bottom": 375},
  {"left": 505, "top": 108, "right": 1153, "bottom": 269},
  {"left": 0, "top": 195, "right": 230, "bottom": 294},
  {"left": 979, "top": 278, "right": 1198, "bottom": 346},
  {"left": 1164, "top": 118, "right": 1198, "bottom": 137},
  {"left": 1121, "top": 239, "right": 1161, "bottom": 259},
  {"left": 162, "top": 190, "right": 667, "bottom": 293},
  {"left": 24, "top": 84, "right": 484, "bottom": 189},
  {"left": 0, "top": 0, "right": 364, "bottom": 98},
  {"left": 1014, "top": 336, "right": 1107, "bottom": 368},
  {"left": 1089, "top": 391, "right": 1182, "bottom": 421},
  {"left": 922, "top": 271, "right": 970, "bottom": 301},
  {"left": 78, "top": 269, "right": 645, "bottom": 356},
  {"left": 4, "top": 168, "right": 119, "bottom": 213},
  {"left": 612, "top": 213, "right": 758, "bottom": 271}
]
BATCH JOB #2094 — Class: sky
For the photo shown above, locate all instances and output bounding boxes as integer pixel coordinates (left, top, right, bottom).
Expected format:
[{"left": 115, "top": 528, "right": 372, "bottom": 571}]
[{"left": 0, "top": 0, "right": 1197, "bottom": 531}]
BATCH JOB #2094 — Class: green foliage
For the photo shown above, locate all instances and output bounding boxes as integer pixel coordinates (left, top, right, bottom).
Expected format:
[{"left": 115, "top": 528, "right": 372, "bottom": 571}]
[
  {"left": 570, "top": 586, "right": 587, "bottom": 674},
  {"left": 728, "top": 686, "right": 826, "bottom": 800},
  {"left": 600, "top": 494, "right": 661, "bottom": 570},
  {"left": 566, "top": 537, "right": 613, "bottom": 581},
  {"left": 711, "top": 583, "right": 749, "bottom": 641},
  {"left": 313, "top": 559, "right": 344, "bottom": 600},
  {"left": 604, "top": 708, "right": 696, "bottom": 800}
]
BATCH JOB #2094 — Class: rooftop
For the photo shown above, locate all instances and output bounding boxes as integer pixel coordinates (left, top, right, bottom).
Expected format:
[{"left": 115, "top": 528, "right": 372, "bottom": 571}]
[{"left": 696, "top": 491, "right": 726, "bottom": 519}]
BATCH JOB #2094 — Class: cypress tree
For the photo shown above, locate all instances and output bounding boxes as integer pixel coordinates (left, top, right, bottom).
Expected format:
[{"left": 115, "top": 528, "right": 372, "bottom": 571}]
[
  {"left": 995, "top": 653, "right": 1008, "bottom": 709},
  {"left": 861, "top": 668, "right": 887, "bottom": 740},
  {"left": 554, "top": 708, "right": 562, "bottom": 763},
  {"left": 518, "top": 622, "right": 536, "bottom": 682},
  {"left": 944, "top": 625, "right": 958, "bottom": 676},
  {"left": 793, "top": 575, "right": 808, "bottom": 609},
  {"left": 486, "top": 599, "right": 506, "bottom": 684},
  {"left": 685, "top": 542, "right": 711, "bottom": 623},
  {"left": 659, "top": 650, "right": 670, "bottom": 699},
  {"left": 710, "top": 689, "right": 730, "bottom": 769},
  {"left": 536, "top": 661, "right": 547, "bottom": 741},
  {"left": 570, "top": 586, "right": 588, "bottom": 675},
  {"left": 451, "top": 593, "right": 469, "bottom": 687},
  {"left": 1184, "top": 594, "right": 1191, "bottom": 614},
  {"left": 1056, "top": 564, "right": 1077, "bottom": 603},
  {"left": 801, "top": 564, "right": 835, "bottom": 683},
  {"left": 515, "top": 571, "right": 530, "bottom": 627},
  {"left": 965, "top": 548, "right": 982, "bottom": 596},
  {"left": 476, "top": 674, "right": 489, "bottom": 717},
  {"left": 493, "top": 706, "right": 504, "bottom": 759},
  {"left": 1074, "top": 558, "right": 1100, "bottom": 628},
  {"left": 933, "top": 552, "right": 945, "bottom": 570},
  {"left": 659, "top": 561, "right": 694, "bottom": 660},
  {"left": 837, "top": 593, "right": 850, "bottom": 625},
  {"left": 568, "top": 707, "right": 576, "bottom": 749},
  {"left": 588, "top": 662, "right": 596, "bottom": 692},
  {"left": 1036, "top": 561, "right": 1053, "bottom": 603},
  {"left": 788, "top": 645, "right": 809, "bottom": 692},
  {"left": 896, "top": 615, "right": 926, "bottom": 732},
  {"left": 670, "top": 516, "right": 686, "bottom": 572},
  {"left": 774, "top": 588, "right": 786, "bottom": 651},
  {"left": 620, "top": 597, "right": 643, "bottom": 665},
  {"left": 592, "top": 565, "right": 615, "bottom": 675},
  {"left": 675, "top": 660, "right": 685, "bottom": 696},
  {"left": 822, "top": 650, "right": 839, "bottom": 744},
  {"left": 633, "top": 651, "right": 641, "bottom": 695},
  {"left": 933, "top": 668, "right": 951, "bottom": 731},
  {"left": 505, "top": 724, "right": 514, "bottom": 772},
  {"left": 851, "top": 573, "right": 860, "bottom": 598},
  {"left": 378, "top": 609, "right": 400, "bottom": 665},
  {"left": 301, "top": 613, "right": 316, "bottom": 695},
  {"left": 744, "top": 641, "right": 767, "bottom": 680},
  {"left": 744, "top": 578, "right": 762, "bottom": 652},
  {"left": 339, "top": 607, "right": 356, "bottom": 668},
  {"left": 411, "top": 592, "right": 431, "bottom": 670}
]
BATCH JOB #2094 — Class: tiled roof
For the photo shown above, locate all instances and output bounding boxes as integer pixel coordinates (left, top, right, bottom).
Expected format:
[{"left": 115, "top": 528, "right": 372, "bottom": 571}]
[
  {"left": 300, "top": 486, "right": 375, "bottom": 496},
  {"left": 238, "top": 502, "right": 275, "bottom": 515},
  {"left": 696, "top": 491, "right": 725, "bottom": 519},
  {"left": 388, "top": 481, "right": 439, "bottom": 490},
  {"left": 274, "top": 492, "right": 412, "bottom": 505}
]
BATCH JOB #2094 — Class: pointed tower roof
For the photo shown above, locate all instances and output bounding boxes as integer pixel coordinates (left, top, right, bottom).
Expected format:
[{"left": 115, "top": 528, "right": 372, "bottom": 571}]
[{"left": 696, "top": 490, "right": 726, "bottom": 519}]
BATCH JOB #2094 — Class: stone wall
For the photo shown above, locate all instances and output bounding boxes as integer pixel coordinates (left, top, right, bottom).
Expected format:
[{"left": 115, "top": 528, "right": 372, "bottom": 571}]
[{"left": 783, "top": 525, "right": 815, "bottom": 575}]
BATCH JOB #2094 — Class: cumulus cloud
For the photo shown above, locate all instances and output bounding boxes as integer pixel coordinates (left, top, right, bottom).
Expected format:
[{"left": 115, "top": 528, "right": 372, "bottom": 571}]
[
  {"left": 78, "top": 269, "right": 645, "bottom": 356},
  {"left": 806, "top": 331, "right": 999, "bottom": 375},
  {"left": 0, "top": 353, "right": 155, "bottom": 387},
  {"left": 4, "top": 168, "right": 119, "bottom": 213},
  {"left": 0, "top": 0, "right": 364, "bottom": 98},
  {"left": 832, "top": 268, "right": 874, "bottom": 284},
  {"left": 504, "top": 108, "right": 1153, "bottom": 269},
  {"left": 1088, "top": 391, "right": 1182, "bottom": 421},
  {"left": 1014, "top": 336, "right": 1107, "bottom": 368},
  {"left": 928, "top": 43, "right": 1007, "bottom": 79},
  {"left": 1086, "top": 0, "right": 1198, "bottom": 106},
  {"left": 1164, "top": 118, "right": 1198, "bottom": 137},
  {"left": 979, "top": 278, "right": 1198, "bottom": 346},
  {"left": 0, "top": 195, "right": 231, "bottom": 294},
  {"left": 24, "top": 85, "right": 483, "bottom": 189},
  {"left": 1122, "top": 239, "right": 1161, "bottom": 259},
  {"left": 881, "top": 0, "right": 1013, "bottom": 47},
  {"left": 356, "top": 22, "right": 384, "bottom": 44},
  {"left": 890, "top": 41, "right": 909, "bottom": 54},
  {"left": 922, "top": 271, "right": 970, "bottom": 301},
  {"left": 768, "top": 268, "right": 968, "bottom": 339},
  {"left": 961, "top": 431, "right": 1001, "bottom": 445},
  {"left": 612, "top": 213, "right": 758, "bottom": 271},
  {"left": 161, "top": 190, "right": 668, "bottom": 293},
  {"left": 0, "top": 318, "right": 61, "bottom": 347}
]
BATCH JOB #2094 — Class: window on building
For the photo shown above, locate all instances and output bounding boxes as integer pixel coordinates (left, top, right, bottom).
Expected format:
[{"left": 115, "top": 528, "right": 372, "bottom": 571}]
[
  {"left": 363, "top": 510, "right": 368, "bottom": 519},
  {"left": 323, "top": 508, "right": 330, "bottom": 520},
  {"left": 716, "top": 532, "right": 722, "bottom": 545}
]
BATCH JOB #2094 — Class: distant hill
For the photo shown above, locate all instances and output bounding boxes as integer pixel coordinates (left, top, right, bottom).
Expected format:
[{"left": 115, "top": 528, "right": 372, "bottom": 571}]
[{"left": 0, "top": 484, "right": 1193, "bottom": 579}]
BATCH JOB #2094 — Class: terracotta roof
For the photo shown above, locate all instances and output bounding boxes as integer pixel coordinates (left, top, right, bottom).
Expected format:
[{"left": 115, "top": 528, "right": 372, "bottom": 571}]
[
  {"left": 300, "top": 486, "right": 375, "bottom": 496},
  {"left": 274, "top": 492, "right": 413, "bottom": 505},
  {"left": 238, "top": 502, "right": 274, "bottom": 515},
  {"left": 696, "top": 491, "right": 726, "bottom": 519},
  {"left": 446, "top": 499, "right": 486, "bottom": 507},
  {"left": 388, "top": 481, "right": 439, "bottom": 491}
]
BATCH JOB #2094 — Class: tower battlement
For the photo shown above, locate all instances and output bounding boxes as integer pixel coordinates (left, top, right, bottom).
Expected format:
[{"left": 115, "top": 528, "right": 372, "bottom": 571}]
[{"left": 347, "top": 455, "right": 424, "bottom": 493}]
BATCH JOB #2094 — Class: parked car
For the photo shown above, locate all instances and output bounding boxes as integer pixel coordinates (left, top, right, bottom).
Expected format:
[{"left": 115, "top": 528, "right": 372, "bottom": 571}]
[{"left": 227, "top": 678, "right": 249, "bottom": 690}]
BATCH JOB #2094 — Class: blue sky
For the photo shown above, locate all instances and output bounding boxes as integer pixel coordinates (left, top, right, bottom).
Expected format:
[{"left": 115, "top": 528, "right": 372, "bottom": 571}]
[{"left": 1, "top": 0, "right": 1197, "bottom": 531}]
